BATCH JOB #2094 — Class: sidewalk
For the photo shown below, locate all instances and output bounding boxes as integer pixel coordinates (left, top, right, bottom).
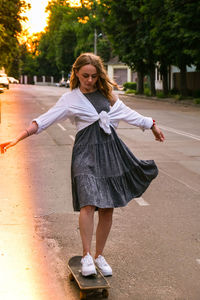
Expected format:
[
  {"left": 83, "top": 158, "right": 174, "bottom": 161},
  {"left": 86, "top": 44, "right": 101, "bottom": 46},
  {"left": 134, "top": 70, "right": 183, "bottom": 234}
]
[{"left": 120, "top": 92, "right": 200, "bottom": 108}]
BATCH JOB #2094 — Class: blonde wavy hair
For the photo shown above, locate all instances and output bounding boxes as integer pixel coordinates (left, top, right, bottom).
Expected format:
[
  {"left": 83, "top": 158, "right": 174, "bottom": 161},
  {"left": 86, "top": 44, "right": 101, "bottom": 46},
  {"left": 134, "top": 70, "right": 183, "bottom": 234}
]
[{"left": 70, "top": 53, "right": 118, "bottom": 102}]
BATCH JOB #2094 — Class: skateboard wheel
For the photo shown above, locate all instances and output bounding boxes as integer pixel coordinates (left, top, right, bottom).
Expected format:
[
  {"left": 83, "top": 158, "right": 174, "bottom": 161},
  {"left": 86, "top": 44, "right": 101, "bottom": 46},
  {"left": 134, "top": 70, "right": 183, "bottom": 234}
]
[
  {"left": 80, "top": 291, "right": 87, "bottom": 300},
  {"left": 69, "top": 273, "right": 74, "bottom": 281},
  {"left": 102, "top": 289, "right": 109, "bottom": 298}
]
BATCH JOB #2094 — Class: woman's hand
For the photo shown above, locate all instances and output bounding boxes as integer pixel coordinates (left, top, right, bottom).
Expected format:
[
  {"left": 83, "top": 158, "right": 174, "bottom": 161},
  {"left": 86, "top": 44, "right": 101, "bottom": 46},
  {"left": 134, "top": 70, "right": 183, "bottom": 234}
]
[
  {"left": 0, "top": 138, "right": 19, "bottom": 154},
  {"left": 151, "top": 125, "right": 165, "bottom": 142},
  {"left": 0, "top": 123, "right": 38, "bottom": 154}
]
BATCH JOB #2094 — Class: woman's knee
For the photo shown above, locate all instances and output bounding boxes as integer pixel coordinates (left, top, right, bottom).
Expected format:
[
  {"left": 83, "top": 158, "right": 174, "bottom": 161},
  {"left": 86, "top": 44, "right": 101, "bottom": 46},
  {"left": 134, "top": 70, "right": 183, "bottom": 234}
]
[
  {"left": 98, "top": 208, "right": 114, "bottom": 220},
  {"left": 80, "top": 205, "right": 96, "bottom": 216}
]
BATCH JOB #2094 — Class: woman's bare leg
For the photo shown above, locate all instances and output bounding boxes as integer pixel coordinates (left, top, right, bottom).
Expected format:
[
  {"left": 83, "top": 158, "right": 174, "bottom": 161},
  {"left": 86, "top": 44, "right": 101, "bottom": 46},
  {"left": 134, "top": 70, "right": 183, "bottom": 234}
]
[
  {"left": 79, "top": 205, "right": 96, "bottom": 256},
  {"left": 95, "top": 208, "right": 114, "bottom": 258}
]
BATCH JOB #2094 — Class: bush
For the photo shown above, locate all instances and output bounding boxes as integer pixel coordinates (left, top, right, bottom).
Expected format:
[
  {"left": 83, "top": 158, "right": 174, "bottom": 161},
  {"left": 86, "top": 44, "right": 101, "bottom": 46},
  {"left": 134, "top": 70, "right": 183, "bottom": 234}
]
[
  {"left": 174, "top": 94, "right": 183, "bottom": 100},
  {"left": 125, "top": 89, "right": 136, "bottom": 94},
  {"left": 194, "top": 98, "right": 200, "bottom": 104},
  {"left": 193, "top": 89, "right": 200, "bottom": 98},
  {"left": 144, "top": 88, "right": 151, "bottom": 97},
  {"left": 156, "top": 91, "right": 167, "bottom": 98},
  {"left": 144, "top": 82, "right": 150, "bottom": 89},
  {"left": 123, "top": 82, "right": 137, "bottom": 91}
]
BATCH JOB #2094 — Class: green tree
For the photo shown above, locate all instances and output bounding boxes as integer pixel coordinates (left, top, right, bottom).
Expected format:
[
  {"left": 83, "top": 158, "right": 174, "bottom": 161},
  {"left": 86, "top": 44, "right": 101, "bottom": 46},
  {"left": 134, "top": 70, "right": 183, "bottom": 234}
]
[
  {"left": 99, "top": 0, "right": 148, "bottom": 94},
  {"left": 40, "top": 3, "right": 77, "bottom": 78},
  {"left": 99, "top": 0, "right": 200, "bottom": 96},
  {"left": 40, "top": 0, "right": 111, "bottom": 78},
  {"left": 137, "top": 0, "right": 172, "bottom": 95},
  {"left": 169, "top": 0, "right": 200, "bottom": 96},
  {"left": 151, "top": 0, "right": 200, "bottom": 96},
  {"left": 97, "top": 36, "right": 112, "bottom": 63},
  {"left": 0, "top": 0, "right": 30, "bottom": 77},
  {"left": 19, "top": 43, "right": 39, "bottom": 76},
  {"left": 19, "top": 0, "right": 112, "bottom": 79}
]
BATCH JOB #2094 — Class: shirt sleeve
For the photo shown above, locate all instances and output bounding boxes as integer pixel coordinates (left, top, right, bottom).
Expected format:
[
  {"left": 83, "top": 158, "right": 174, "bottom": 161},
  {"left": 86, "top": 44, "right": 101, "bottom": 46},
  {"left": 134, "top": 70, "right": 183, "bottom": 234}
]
[
  {"left": 110, "top": 99, "right": 153, "bottom": 130},
  {"left": 32, "top": 94, "right": 71, "bottom": 134}
]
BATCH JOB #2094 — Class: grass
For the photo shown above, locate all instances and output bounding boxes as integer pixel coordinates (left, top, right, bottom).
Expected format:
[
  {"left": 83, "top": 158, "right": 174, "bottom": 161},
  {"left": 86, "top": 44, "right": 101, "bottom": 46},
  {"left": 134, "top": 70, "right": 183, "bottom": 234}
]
[{"left": 125, "top": 89, "right": 136, "bottom": 94}]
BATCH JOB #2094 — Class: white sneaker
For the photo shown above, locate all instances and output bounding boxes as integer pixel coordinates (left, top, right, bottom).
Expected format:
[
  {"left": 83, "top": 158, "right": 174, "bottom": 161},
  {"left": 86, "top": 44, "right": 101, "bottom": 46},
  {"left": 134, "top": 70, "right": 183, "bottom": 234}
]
[
  {"left": 95, "top": 255, "right": 112, "bottom": 276},
  {"left": 81, "top": 253, "right": 97, "bottom": 277}
]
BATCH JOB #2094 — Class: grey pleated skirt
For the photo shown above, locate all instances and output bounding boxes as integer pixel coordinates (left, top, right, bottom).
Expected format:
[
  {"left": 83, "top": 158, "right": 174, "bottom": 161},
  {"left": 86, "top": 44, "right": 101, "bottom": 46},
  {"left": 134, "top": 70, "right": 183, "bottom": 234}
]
[{"left": 71, "top": 121, "right": 158, "bottom": 211}]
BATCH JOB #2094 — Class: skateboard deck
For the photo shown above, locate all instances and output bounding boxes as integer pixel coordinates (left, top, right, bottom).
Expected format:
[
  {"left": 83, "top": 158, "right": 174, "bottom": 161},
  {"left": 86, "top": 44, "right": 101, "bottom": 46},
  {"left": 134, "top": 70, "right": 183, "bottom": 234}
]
[{"left": 68, "top": 256, "right": 110, "bottom": 299}]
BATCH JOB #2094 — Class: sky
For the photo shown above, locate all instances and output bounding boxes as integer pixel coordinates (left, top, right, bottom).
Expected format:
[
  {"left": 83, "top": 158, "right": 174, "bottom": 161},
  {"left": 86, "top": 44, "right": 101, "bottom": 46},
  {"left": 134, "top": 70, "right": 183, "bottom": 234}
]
[
  {"left": 21, "top": 0, "right": 82, "bottom": 35},
  {"left": 21, "top": 0, "right": 50, "bottom": 35}
]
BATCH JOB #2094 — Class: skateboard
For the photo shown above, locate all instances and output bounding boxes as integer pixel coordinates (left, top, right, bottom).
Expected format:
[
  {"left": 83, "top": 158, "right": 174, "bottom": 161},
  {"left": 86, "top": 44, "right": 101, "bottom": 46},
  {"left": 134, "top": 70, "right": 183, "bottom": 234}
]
[{"left": 68, "top": 256, "right": 110, "bottom": 299}]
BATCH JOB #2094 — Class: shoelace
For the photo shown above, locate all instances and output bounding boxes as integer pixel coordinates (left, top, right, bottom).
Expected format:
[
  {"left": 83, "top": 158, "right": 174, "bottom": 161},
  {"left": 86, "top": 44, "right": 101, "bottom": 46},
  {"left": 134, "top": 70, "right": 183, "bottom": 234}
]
[{"left": 98, "top": 256, "right": 108, "bottom": 266}]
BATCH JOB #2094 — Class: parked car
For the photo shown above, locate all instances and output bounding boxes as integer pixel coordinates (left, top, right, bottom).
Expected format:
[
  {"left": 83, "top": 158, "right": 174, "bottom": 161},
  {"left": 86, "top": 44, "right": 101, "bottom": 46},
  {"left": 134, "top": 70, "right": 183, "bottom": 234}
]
[
  {"left": 0, "top": 74, "right": 9, "bottom": 89},
  {"left": 65, "top": 79, "right": 70, "bottom": 87},
  {"left": 8, "top": 77, "right": 19, "bottom": 84},
  {"left": 56, "top": 79, "right": 70, "bottom": 88}
]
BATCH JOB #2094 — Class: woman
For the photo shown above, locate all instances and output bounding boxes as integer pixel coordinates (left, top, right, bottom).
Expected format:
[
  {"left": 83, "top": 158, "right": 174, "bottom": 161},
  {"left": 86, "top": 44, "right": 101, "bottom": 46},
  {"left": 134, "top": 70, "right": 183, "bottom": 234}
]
[{"left": 0, "top": 53, "right": 165, "bottom": 277}]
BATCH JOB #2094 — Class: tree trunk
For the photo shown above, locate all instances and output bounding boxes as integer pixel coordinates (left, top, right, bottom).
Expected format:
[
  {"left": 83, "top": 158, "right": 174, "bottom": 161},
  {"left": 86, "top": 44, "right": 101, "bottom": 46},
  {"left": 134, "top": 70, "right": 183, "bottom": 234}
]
[
  {"left": 160, "top": 64, "right": 169, "bottom": 95},
  {"left": 179, "top": 64, "right": 188, "bottom": 97},
  {"left": 137, "top": 71, "right": 144, "bottom": 94},
  {"left": 149, "top": 67, "right": 156, "bottom": 96}
]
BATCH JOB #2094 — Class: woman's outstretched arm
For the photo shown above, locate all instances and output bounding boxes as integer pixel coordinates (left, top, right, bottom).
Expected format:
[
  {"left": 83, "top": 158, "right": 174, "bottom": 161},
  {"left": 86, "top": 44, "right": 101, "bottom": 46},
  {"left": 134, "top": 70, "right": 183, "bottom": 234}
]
[{"left": 0, "top": 121, "right": 38, "bottom": 154}]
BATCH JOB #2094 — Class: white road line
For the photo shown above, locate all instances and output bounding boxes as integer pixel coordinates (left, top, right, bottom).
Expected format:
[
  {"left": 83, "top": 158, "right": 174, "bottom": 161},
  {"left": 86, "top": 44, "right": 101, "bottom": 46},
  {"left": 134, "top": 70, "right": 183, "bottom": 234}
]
[
  {"left": 159, "top": 168, "right": 199, "bottom": 194},
  {"left": 57, "top": 123, "right": 66, "bottom": 131},
  {"left": 135, "top": 197, "right": 150, "bottom": 206},
  {"left": 196, "top": 259, "right": 200, "bottom": 265},
  {"left": 69, "top": 135, "right": 75, "bottom": 142},
  {"left": 159, "top": 125, "right": 200, "bottom": 141}
]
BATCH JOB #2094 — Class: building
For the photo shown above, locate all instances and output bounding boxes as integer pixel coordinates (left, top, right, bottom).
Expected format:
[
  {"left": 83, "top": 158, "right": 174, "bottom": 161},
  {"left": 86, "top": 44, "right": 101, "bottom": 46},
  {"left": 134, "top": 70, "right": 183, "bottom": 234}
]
[
  {"left": 106, "top": 57, "right": 137, "bottom": 87},
  {"left": 155, "top": 64, "right": 199, "bottom": 92}
]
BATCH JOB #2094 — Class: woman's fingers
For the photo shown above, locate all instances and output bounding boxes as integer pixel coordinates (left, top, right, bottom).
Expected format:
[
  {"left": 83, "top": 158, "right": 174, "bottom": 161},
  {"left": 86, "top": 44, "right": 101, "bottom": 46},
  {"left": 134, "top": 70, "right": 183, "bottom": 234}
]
[
  {"left": 158, "top": 133, "right": 165, "bottom": 142},
  {"left": 0, "top": 141, "right": 12, "bottom": 153},
  {"left": 160, "top": 131, "right": 165, "bottom": 141},
  {"left": 153, "top": 127, "right": 165, "bottom": 142},
  {"left": 0, "top": 145, "right": 7, "bottom": 154},
  {"left": 0, "top": 138, "right": 19, "bottom": 154}
]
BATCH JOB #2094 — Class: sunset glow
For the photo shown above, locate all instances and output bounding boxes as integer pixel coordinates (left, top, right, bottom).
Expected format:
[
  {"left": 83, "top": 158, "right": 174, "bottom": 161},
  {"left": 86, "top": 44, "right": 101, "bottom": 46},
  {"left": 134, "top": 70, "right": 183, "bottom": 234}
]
[
  {"left": 21, "top": 0, "right": 90, "bottom": 37},
  {"left": 21, "top": 0, "right": 50, "bottom": 35},
  {"left": 67, "top": 0, "right": 82, "bottom": 7}
]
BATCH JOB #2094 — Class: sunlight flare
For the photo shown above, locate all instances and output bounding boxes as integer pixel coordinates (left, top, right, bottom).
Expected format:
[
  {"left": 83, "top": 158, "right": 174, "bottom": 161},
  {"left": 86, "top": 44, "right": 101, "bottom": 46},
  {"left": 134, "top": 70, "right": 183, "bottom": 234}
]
[{"left": 21, "top": 0, "right": 49, "bottom": 35}]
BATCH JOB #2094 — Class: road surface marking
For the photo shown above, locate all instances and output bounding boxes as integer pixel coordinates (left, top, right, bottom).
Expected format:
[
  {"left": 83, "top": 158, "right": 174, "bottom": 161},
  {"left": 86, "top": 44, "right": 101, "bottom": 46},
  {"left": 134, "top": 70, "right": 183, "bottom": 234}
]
[
  {"left": 69, "top": 135, "right": 75, "bottom": 142},
  {"left": 159, "top": 168, "right": 199, "bottom": 194},
  {"left": 159, "top": 125, "right": 200, "bottom": 141},
  {"left": 57, "top": 123, "right": 66, "bottom": 131},
  {"left": 196, "top": 259, "right": 200, "bottom": 265},
  {"left": 135, "top": 197, "right": 149, "bottom": 206}
]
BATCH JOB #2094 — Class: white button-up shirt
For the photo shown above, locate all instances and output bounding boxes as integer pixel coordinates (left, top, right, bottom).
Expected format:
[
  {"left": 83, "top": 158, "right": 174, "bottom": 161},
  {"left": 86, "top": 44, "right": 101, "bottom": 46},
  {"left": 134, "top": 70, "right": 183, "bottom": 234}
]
[{"left": 33, "top": 88, "right": 153, "bottom": 134}]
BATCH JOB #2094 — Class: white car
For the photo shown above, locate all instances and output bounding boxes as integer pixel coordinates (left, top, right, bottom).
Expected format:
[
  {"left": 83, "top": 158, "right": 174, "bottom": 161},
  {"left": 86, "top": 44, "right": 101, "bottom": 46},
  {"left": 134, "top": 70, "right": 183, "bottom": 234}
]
[
  {"left": 8, "top": 77, "right": 19, "bottom": 84},
  {"left": 56, "top": 79, "right": 70, "bottom": 88},
  {"left": 0, "top": 74, "right": 9, "bottom": 89}
]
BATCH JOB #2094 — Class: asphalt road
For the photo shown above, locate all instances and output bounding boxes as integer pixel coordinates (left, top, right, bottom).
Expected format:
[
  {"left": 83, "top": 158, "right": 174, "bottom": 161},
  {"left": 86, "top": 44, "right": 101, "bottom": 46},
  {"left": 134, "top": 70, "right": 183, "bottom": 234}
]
[{"left": 1, "top": 85, "right": 200, "bottom": 300}]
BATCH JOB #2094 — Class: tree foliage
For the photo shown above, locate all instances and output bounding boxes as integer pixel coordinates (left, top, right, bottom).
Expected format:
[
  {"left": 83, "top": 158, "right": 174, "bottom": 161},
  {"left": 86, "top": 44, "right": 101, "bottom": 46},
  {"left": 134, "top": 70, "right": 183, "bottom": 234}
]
[
  {"left": 99, "top": 0, "right": 200, "bottom": 96},
  {"left": 19, "top": 0, "right": 111, "bottom": 80},
  {"left": 0, "top": 0, "right": 30, "bottom": 77},
  {"left": 2, "top": 0, "right": 199, "bottom": 95}
]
